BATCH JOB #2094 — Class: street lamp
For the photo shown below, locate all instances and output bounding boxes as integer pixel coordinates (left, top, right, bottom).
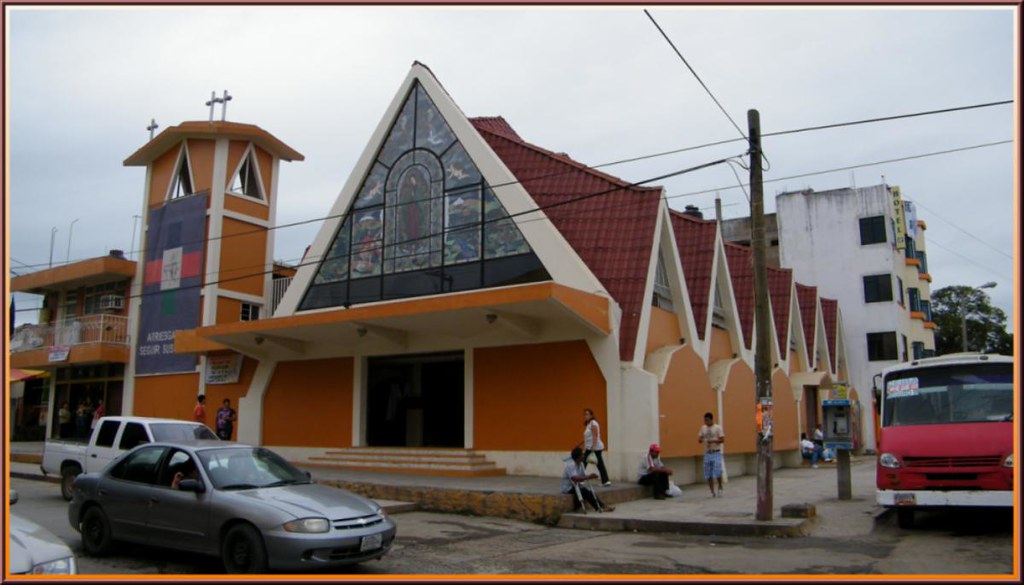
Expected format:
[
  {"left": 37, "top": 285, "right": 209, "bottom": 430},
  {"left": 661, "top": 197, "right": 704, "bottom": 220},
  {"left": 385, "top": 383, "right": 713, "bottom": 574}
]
[
  {"left": 961, "top": 282, "right": 997, "bottom": 352},
  {"left": 48, "top": 227, "right": 58, "bottom": 268},
  {"left": 66, "top": 218, "right": 79, "bottom": 263}
]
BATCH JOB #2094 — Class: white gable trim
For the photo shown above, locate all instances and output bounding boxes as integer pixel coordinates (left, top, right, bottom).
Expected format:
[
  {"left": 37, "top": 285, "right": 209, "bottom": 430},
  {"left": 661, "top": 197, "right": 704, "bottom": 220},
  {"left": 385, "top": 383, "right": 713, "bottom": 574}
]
[
  {"left": 702, "top": 232, "right": 745, "bottom": 369},
  {"left": 277, "top": 62, "right": 606, "bottom": 317}
]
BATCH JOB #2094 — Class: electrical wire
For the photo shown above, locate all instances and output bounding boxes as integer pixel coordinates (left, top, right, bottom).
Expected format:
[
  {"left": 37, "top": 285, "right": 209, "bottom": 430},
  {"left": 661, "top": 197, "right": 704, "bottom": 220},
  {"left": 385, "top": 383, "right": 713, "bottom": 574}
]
[
  {"left": 644, "top": 9, "right": 748, "bottom": 142},
  {"left": 922, "top": 238, "right": 1009, "bottom": 285},
  {"left": 12, "top": 99, "right": 1012, "bottom": 271},
  {"left": 907, "top": 199, "right": 1013, "bottom": 261}
]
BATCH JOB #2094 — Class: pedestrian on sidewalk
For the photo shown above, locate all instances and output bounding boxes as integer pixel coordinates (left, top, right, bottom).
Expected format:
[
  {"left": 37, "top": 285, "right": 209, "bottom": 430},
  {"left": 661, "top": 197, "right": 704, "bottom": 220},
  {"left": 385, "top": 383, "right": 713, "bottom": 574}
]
[
  {"left": 216, "top": 398, "right": 237, "bottom": 440},
  {"left": 194, "top": 395, "right": 207, "bottom": 425},
  {"left": 637, "top": 443, "right": 672, "bottom": 499},
  {"left": 801, "top": 432, "right": 825, "bottom": 468},
  {"left": 813, "top": 423, "right": 824, "bottom": 448},
  {"left": 698, "top": 412, "right": 725, "bottom": 497},
  {"left": 58, "top": 402, "right": 72, "bottom": 438},
  {"left": 581, "top": 408, "right": 611, "bottom": 486},
  {"left": 561, "top": 447, "right": 613, "bottom": 512},
  {"left": 91, "top": 399, "right": 105, "bottom": 431}
]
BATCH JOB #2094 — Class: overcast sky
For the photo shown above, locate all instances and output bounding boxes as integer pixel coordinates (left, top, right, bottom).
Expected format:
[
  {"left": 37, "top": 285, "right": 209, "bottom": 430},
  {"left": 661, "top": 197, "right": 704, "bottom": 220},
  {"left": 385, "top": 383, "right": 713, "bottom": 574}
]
[{"left": 6, "top": 6, "right": 1016, "bottom": 331}]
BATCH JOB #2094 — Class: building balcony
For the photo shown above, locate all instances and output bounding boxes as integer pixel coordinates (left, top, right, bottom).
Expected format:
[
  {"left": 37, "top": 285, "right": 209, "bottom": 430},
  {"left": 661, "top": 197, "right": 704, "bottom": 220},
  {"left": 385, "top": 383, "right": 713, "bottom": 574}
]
[
  {"left": 10, "top": 254, "right": 135, "bottom": 295},
  {"left": 910, "top": 311, "right": 926, "bottom": 321},
  {"left": 904, "top": 257, "right": 922, "bottom": 268},
  {"left": 919, "top": 273, "right": 932, "bottom": 282},
  {"left": 9, "top": 314, "right": 130, "bottom": 369},
  {"left": 923, "top": 321, "right": 937, "bottom": 330}
]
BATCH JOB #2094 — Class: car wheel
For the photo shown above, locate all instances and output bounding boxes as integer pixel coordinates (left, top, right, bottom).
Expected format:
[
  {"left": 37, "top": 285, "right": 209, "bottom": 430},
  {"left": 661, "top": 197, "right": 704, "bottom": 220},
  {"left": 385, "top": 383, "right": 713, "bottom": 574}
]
[
  {"left": 61, "top": 466, "right": 81, "bottom": 501},
  {"left": 896, "top": 508, "right": 915, "bottom": 529},
  {"left": 81, "top": 507, "right": 114, "bottom": 556},
  {"left": 221, "top": 524, "right": 268, "bottom": 574}
]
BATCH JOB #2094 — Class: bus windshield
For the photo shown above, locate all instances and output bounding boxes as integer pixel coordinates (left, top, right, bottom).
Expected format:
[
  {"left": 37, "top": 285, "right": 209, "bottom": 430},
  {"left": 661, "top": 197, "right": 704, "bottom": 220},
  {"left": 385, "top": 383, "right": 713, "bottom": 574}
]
[{"left": 882, "top": 362, "right": 1012, "bottom": 427}]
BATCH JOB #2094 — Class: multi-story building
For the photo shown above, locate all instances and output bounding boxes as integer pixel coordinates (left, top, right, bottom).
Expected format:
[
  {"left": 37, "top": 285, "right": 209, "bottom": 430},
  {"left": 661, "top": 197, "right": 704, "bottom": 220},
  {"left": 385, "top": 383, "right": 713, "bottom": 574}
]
[
  {"left": 723, "top": 184, "right": 936, "bottom": 452},
  {"left": 9, "top": 252, "right": 135, "bottom": 440}
]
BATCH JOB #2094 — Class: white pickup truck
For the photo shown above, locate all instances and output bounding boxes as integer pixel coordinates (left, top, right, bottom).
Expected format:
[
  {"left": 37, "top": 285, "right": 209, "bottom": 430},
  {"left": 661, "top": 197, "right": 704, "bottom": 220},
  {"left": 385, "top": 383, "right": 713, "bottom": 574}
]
[{"left": 42, "top": 416, "right": 217, "bottom": 500}]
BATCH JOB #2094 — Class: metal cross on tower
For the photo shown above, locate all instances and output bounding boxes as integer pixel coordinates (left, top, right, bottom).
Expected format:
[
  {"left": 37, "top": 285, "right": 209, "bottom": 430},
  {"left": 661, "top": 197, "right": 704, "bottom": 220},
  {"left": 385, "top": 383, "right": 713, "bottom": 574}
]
[
  {"left": 205, "top": 91, "right": 222, "bottom": 123},
  {"left": 220, "top": 90, "right": 232, "bottom": 121},
  {"left": 147, "top": 118, "right": 159, "bottom": 140}
]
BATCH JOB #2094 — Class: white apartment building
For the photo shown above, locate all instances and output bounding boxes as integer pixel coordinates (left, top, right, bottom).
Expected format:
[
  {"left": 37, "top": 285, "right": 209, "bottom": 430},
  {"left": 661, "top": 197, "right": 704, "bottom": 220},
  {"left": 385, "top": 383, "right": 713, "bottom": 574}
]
[{"left": 775, "top": 183, "right": 936, "bottom": 452}]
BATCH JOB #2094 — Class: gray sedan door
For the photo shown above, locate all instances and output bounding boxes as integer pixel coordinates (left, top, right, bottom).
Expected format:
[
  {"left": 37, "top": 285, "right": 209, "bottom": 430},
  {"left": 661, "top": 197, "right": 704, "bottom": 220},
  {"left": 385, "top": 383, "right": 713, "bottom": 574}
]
[
  {"left": 99, "top": 446, "right": 168, "bottom": 542},
  {"left": 144, "top": 449, "right": 212, "bottom": 553}
]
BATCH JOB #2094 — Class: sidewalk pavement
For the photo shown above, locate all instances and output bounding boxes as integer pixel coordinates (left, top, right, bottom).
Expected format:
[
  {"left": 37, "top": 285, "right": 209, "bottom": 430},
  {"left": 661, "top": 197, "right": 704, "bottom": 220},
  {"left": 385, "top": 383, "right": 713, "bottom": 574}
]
[{"left": 5, "top": 444, "right": 884, "bottom": 538}]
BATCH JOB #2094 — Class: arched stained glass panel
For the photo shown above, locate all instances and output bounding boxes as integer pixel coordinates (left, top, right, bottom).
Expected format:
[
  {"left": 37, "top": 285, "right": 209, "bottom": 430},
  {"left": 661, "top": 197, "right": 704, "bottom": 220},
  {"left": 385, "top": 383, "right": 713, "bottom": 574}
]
[{"left": 299, "top": 82, "right": 548, "bottom": 311}]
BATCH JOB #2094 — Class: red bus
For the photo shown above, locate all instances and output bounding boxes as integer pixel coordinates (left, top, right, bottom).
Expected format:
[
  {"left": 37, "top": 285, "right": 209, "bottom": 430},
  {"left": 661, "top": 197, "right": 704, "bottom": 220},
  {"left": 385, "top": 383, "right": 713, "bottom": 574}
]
[{"left": 875, "top": 353, "right": 1014, "bottom": 528}]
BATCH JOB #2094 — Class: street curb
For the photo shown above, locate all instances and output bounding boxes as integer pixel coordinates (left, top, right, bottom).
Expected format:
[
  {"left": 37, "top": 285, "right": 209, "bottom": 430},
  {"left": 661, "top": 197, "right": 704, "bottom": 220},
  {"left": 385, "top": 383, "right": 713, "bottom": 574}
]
[
  {"left": 557, "top": 513, "right": 815, "bottom": 537},
  {"left": 10, "top": 471, "right": 60, "bottom": 485}
]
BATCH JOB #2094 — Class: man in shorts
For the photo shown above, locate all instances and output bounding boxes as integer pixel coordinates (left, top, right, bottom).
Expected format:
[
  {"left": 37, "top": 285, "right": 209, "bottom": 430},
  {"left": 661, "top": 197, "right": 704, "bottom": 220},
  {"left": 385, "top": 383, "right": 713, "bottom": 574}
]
[{"left": 698, "top": 411, "right": 725, "bottom": 497}]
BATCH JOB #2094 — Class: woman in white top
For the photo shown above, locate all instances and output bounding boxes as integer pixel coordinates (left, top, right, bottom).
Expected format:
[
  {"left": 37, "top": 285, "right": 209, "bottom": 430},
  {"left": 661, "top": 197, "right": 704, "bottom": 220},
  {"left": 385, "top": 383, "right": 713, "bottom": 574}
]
[{"left": 582, "top": 408, "right": 611, "bottom": 486}]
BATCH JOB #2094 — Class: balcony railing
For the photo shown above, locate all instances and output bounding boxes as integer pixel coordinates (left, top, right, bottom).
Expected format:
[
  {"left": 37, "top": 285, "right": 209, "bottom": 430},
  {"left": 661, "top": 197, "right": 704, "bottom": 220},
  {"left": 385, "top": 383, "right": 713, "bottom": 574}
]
[
  {"left": 9, "top": 314, "right": 129, "bottom": 353},
  {"left": 271, "top": 277, "right": 292, "bottom": 315}
]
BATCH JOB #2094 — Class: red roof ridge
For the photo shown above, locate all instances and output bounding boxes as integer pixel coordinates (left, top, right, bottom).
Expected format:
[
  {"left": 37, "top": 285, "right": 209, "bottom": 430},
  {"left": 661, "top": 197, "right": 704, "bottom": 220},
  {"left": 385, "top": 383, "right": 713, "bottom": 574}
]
[
  {"left": 470, "top": 118, "right": 661, "bottom": 195},
  {"left": 668, "top": 208, "right": 716, "bottom": 225}
]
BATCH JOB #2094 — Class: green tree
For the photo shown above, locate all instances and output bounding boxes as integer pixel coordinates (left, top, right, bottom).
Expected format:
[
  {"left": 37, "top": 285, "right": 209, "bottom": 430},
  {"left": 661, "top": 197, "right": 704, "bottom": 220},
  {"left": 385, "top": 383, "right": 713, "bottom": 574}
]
[{"left": 930, "top": 285, "right": 1012, "bottom": 356}]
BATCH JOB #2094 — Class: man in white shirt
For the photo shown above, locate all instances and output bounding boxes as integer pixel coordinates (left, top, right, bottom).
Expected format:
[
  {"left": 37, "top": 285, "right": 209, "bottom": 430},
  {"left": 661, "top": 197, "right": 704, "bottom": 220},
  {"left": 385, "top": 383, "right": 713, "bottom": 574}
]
[
  {"left": 637, "top": 443, "right": 673, "bottom": 500},
  {"left": 801, "top": 432, "right": 825, "bottom": 468},
  {"left": 562, "top": 448, "right": 612, "bottom": 512},
  {"left": 698, "top": 412, "right": 725, "bottom": 497}
]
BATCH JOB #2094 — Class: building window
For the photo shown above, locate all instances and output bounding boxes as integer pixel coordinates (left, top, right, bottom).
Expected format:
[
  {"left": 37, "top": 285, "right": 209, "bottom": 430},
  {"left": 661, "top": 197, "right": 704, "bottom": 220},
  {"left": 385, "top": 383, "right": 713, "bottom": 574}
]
[
  {"left": 83, "top": 281, "right": 125, "bottom": 315},
  {"left": 61, "top": 292, "right": 78, "bottom": 322},
  {"left": 912, "top": 341, "right": 925, "bottom": 360},
  {"left": 915, "top": 251, "right": 928, "bottom": 274},
  {"left": 866, "top": 331, "right": 898, "bottom": 361},
  {"left": 908, "top": 288, "right": 921, "bottom": 313},
  {"left": 904, "top": 235, "right": 917, "bottom": 259},
  {"left": 859, "top": 215, "right": 887, "bottom": 245},
  {"left": 652, "top": 251, "right": 673, "bottom": 310},
  {"left": 921, "top": 300, "right": 932, "bottom": 322},
  {"left": 169, "top": 145, "right": 194, "bottom": 200},
  {"left": 228, "top": 148, "right": 263, "bottom": 199},
  {"left": 862, "top": 274, "right": 893, "bottom": 303},
  {"left": 240, "top": 303, "right": 260, "bottom": 322},
  {"left": 896, "top": 276, "right": 904, "bottom": 306},
  {"left": 922, "top": 348, "right": 936, "bottom": 358},
  {"left": 902, "top": 334, "right": 909, "bottom": 362}
]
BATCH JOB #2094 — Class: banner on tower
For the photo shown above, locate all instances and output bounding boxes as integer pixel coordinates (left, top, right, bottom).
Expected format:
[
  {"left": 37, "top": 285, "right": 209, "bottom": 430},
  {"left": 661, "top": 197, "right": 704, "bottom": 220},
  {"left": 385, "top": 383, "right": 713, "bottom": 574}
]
[{"left": 136, "top": 193, "right": 208, "bottom": 375}]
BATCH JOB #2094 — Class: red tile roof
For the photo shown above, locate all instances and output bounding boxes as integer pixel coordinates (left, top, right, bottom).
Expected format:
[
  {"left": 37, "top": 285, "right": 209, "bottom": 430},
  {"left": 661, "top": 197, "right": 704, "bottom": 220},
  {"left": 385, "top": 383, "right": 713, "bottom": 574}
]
[
  {"left": 767, "top": 266, "right": 793, "bottom": 354},
  {"left": 471, "top": 117, "right": 662, "bottom": 362},
  {"left": 820, "top": 297, "right": 838, "bottom": 373},
  {"left": 724, "top": 243, "right": 754, "bottom": 349},
  {"left": 795, "top": 283, "right": 818, "bottom": 364},
  {"left": 669, "top": 211, "right": 718, "bottom": 340}
]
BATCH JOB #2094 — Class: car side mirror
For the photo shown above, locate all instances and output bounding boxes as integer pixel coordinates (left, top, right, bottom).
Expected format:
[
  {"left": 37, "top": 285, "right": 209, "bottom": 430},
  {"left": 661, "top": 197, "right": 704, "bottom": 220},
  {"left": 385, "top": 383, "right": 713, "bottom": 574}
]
[
  {"left": 178, "top": 479, "right": 206, "bottom": 493},
  {"left": 9, "top": 490, "right": 18, "bottom": 506}
]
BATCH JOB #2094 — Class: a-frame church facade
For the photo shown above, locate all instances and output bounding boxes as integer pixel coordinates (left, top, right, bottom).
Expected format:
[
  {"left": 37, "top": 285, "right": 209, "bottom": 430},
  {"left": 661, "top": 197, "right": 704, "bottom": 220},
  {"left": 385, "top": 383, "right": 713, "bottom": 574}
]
[{"left": 127, "top": 63, "right": 861, "bottom": 483}]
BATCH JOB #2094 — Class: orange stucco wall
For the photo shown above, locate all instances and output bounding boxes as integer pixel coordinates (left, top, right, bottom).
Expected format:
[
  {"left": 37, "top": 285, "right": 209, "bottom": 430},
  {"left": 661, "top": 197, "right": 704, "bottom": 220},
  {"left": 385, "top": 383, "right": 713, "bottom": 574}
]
[
  {"left": 657, "top": 345, "right": 716, "bottom": 458},
  {"left": 216, "top": 297, "right": 242, "bottom": 325},
  {"left": 771, "top": 369, "right": 797, "bottom": 451},
  {"left": 474, "top": 341, "right": 605, "bottom": 451},
  {"left": 255, "top": 146, "right": 274, "bottom": 204},
  {"left": 262, "top": 358, "right": 354, "bottom": 447},
  {"left": 218, "top": 217, "right": 267, "bottom": 297},
  {"left": 721, "top": 361, "right": 756, "bottom": 454},
  {"left": 133, "top": 373, "right": 202, "bottom": 422},
  {"left": 708, "top": 327, "right": 734, "bottom": 361},
  {"left": 148, "top": 147, "right": 179, "bottom": 207},
  {"left": 646, "top": 307, "right": 682, "bottom": 355},
  {"left": 188, "top": 139, "right": 215, "bottom": 193}
]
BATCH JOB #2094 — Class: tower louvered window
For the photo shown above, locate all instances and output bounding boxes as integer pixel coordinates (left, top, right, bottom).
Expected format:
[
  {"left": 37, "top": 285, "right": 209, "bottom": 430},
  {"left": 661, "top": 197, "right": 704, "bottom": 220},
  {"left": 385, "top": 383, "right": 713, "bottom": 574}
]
[
  {"left": 170, "top": 146, "right": 194, "bottom": 200},
  {"left": 229, "top": 150, "right": 262, "bottom": 199}
]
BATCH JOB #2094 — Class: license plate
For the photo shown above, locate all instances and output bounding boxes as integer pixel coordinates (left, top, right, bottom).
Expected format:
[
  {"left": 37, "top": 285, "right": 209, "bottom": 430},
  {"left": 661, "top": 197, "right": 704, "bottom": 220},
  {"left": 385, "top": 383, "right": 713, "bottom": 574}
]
[
  {"left": 360, "top": 533, "right": 383, "bottom": 552},
  {"left": 894, "top": 493, "right": 916, "bottom": 506}
]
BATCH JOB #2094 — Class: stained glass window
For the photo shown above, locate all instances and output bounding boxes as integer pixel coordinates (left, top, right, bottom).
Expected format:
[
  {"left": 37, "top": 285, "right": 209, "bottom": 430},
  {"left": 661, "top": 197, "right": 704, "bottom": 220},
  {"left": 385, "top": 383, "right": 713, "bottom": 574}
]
[{"left": 300, "top": 82, "right": 548, "bottom": 311}]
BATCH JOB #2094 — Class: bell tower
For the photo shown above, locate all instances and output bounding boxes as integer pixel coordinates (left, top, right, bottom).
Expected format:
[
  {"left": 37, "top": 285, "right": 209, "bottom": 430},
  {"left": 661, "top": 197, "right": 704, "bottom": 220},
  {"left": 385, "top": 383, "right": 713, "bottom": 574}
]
[{"left": 121, "top": 100, "right": 303, "bottom": 419}]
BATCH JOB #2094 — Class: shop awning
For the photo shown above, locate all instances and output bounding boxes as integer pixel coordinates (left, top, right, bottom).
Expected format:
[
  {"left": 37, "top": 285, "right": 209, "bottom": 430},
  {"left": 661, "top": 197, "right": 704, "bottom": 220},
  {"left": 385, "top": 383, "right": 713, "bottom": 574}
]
[{"left": 8, "top": 368, "right": 51, "bottom": 383}]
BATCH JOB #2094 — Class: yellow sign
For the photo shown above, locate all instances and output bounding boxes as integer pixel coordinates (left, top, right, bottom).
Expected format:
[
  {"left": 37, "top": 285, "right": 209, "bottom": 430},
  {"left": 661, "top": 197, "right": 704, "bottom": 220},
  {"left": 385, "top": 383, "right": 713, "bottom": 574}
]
[
  {"left": 831, "top": 384, "right": 849, "bottom": 400},
  {"left": 891, "top": 186, "right": 907, "bottom": 251}
]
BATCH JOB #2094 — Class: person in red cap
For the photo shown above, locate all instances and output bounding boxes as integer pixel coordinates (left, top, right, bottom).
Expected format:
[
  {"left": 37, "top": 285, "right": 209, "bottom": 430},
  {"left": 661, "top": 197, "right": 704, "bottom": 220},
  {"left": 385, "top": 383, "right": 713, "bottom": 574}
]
[{"left": 636, "top": 443, "right": 673, "bottom": 499}]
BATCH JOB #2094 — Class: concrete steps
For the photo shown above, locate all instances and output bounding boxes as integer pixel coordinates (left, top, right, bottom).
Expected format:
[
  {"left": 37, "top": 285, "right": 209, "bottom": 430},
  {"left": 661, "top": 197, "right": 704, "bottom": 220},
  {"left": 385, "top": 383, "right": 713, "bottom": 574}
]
[{"left": 304, "top": 447, "right": 506, "bottom": 477}]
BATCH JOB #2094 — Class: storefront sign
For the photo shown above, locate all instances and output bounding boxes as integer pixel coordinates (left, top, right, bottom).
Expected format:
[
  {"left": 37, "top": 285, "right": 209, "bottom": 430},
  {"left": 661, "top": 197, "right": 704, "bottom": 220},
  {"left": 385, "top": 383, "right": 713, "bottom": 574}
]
[
  {"left": 48, "top": 345, "right": 71, "bottom": 362},
  {"left": 891, "top": 186, "right": 907, "bottom": 251},
  {"left": 830, "top": 384, "right": 849, "bottom": 400},
  {"left": 206, "top": 354, "right": 243, "bottom": 385},
  {"left": 136, "top": 194, "right": 208, "bottom": 374}
]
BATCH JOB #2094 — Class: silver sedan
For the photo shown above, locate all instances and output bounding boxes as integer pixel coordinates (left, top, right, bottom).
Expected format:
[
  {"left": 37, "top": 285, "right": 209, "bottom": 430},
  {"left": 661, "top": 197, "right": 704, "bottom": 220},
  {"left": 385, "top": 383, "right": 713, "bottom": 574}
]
[{"left": 68, "top": 441, "right": 396, "bottom": 573}]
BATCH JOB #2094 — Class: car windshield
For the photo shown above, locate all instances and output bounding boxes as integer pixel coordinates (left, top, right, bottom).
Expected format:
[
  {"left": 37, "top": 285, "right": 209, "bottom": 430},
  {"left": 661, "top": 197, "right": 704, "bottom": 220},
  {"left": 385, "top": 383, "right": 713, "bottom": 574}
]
[
  {"left": 882, "top": 362, "right": 1012, "bottom": 427},
  {"left": 197, "top": 447, "right": 311, "bottom": 490},
  {"left": 151, "top": 423, "right": 218, "bottom": 442}
]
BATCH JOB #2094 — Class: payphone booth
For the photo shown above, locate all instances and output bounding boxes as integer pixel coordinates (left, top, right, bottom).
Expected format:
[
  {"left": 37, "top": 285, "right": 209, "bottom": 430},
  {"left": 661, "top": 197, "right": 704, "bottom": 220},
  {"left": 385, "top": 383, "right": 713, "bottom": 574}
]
[{"left": 823, "top": 384, "right": 855, "bottom": 500}]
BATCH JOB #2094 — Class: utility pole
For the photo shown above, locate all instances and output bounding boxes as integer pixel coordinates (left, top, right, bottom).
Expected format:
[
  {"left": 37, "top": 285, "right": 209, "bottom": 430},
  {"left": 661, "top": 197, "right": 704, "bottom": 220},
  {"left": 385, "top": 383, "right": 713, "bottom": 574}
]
[{"left": 749, "top": 109, "right": 773, "bottom": 521}]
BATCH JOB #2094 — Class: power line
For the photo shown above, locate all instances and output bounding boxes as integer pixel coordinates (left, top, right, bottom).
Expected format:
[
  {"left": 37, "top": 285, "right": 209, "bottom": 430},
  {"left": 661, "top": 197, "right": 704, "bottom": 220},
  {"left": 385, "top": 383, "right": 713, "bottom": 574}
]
[
  {"left": 908, "top": 199, "right": 1013, "bottom": 261},
  {"left": 665, "top": 139, "right": 1013, "bottom": 201},
  {"left": 924, "top": 238, "right": 1009, "bottom": 286},
  {"left": 11, "top": 100, "right": 1011, "bottom": 272},
  {"left": 644, "top": 9, "right": 748, "bottom": 142}
]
